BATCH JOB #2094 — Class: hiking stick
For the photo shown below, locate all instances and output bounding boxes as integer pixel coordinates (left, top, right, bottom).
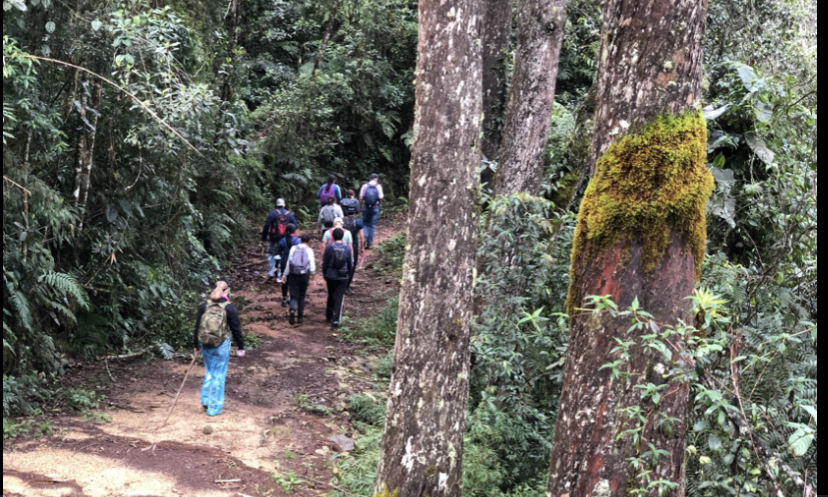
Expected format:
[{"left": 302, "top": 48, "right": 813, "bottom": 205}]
[{"left": 160, "top": 355, "right": 197, "bottom": 429}]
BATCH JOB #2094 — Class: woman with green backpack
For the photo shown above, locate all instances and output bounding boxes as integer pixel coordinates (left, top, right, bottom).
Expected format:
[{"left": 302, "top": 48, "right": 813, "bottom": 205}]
[{"left": 193, "top": 281, "right": 246, "bottom": 417}]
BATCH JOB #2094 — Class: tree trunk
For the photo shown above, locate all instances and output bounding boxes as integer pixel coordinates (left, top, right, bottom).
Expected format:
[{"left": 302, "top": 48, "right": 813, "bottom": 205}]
[
  {"left": 313, "top": 0, "right": 341, "bottom": 78},
  {"left": 494, "top": 0, "right": 567, "bottom": 196},
  {"left": 480, "top": 0, "right": 514, "bottom": 162},
  {"left": 547, "top": 1, "right": 712, "bottom": 496},
  {"left": 373, "top": 0, "right": 482, "bottom": 493}
]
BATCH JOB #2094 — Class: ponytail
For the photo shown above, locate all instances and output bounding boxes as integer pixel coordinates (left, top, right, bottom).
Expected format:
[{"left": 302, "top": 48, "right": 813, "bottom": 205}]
[{"left": 210, "top": 281, "right": 229, "bottom": 302}]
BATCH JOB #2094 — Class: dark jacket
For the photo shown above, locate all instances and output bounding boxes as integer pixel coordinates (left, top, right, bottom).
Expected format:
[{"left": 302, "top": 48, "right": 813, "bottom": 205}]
[
  {"left": 261, "top": 208, "right": 298, "bottom": 242},
  {"left": 194, "top": 297, "right": 245, "bottom": 350},
  {"left": 322, "top": 242, "right": 353, "bottom": 281},
  {"left": 278, "top": 235, "right": 301, "bottom": 269}
]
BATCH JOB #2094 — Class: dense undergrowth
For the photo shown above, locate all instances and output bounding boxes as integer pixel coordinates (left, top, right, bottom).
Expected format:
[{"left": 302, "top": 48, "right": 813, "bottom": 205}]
[{"left": 3, "top": 0, "right": 818, "bottom": 493}]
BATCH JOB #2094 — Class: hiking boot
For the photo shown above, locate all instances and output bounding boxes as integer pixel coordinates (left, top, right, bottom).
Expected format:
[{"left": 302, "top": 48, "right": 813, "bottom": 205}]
[
  {"left": 281, "top": 299, "right": 288, "bottom": 308},
  {"left": 332, "top": 322, "right": 341, "bottom": 330},
  {"left": 289, "top": 309, "right": 296, "bottom": 325},
  {"left": 297, "top": 316, "right": 304, "bottom": 324}
]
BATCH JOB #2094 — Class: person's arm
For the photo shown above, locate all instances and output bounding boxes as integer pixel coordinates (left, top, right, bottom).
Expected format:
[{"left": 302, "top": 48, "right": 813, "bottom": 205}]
[
  {"left": 377, "top": 184, "right": 385, "bottom": 201},
  {"left": 225, "top": 304, "right": 245, "bottom": 350},
  {"left": 359, "top": 184, "right": 366, "bottom": 209},
  {"left": 318, "top": 185, "right": 325, "bottom": 200},
  {"left": 336, "top": 185, "right": 342, "bottom": 202},
  {"left": 283, "top": 245, "right": 296, "bottom": 281},
  {"left": 308, "top": 246, "right": 317, "bottom": 275},
  {"left": 194, "top": 302, "right": 206, "bottom": 351},
  {"left": 335, "top": 206, "right": 344, "bottom": 218},
  {"left": 262, "top": 211, "right": 274, "bottom": 241},
  {"left": 322, "top": 246, "right": 331, "bottom": 277},
  {"left": 347, "top": 247, "right": 354, "bottom": 275}
]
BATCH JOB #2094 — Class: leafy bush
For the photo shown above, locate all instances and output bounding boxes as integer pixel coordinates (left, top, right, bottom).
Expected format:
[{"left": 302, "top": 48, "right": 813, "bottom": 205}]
[
  {"left": 374, "top": 234, "right": 406, "bottom": 275},
  {"left": 348, "top": 394, "right": 386, "bottom": 427},
  {"left": 344, "top": 298, "right": 399, "bottom": 347}
]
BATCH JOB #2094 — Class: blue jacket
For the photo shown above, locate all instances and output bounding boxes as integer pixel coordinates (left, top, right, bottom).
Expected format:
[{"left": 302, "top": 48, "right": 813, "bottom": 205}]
[
  {"left": 262, "top": 208, "right": 298, "bottom": 242},
  {"left": 278, "top": 235, "right": 302, "bottom": 263}
]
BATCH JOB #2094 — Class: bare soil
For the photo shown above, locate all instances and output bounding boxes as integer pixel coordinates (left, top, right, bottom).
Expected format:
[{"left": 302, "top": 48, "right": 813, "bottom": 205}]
[{"left": 3, "top": 219, "right": 402, "bottom": 497}]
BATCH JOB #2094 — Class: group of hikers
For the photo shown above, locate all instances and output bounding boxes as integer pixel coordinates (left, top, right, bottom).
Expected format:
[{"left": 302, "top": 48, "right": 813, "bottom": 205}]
[{"left": 192, "top": 174, "right": 385, "bottom": 417}]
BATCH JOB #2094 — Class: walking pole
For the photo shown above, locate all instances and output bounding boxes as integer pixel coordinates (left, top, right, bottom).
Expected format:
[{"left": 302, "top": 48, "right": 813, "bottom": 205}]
[{"left": 160, "top": 354, "right": 198, "bottom": 429}]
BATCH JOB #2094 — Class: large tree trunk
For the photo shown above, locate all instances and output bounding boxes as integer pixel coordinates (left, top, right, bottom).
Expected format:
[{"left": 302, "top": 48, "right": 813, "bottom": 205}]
[
  {"left": 480, "top": 0, "right": 514, "bottom": 162},
  {"left": 547, "top": 1, "right": 712, "bottom": 496},
  {"left": 373, "top": 0, "right": 482, "bottom": 493},
  {"left": 494, "top": 0, "right": 567, "bottom": 196}
]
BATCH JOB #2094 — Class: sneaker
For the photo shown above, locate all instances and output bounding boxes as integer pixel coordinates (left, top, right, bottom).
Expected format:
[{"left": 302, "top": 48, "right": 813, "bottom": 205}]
[
  {"left": 332, "top": 322, "right": 341, "bottom": 330},
  {"left": 281, "top": 299, "right": 288, "bottom": 308},
  {"left": 297, "top": 317, "right": 304, "bottom": 324},
  {"left": 289, "top": 309, "right": 296, "bottom": 326}
]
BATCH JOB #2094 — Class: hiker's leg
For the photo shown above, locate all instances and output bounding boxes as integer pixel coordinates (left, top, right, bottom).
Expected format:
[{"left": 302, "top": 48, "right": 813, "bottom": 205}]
[
  {"left": 332, "top": 280, "right": 347, "bottom": 323},
  {"left": 203, "top": 339, "right": 230, "bottom": 416},
  {"left": 289, "top": 275, "right": 301, "bottom": 311},
  {"left": 349, "top": 244, "right": 359, "bottom": 289},
  {"left": 297, "top": 274, "right": 310, "bottom": 317},
  {"left": 266, "top": 254, "right": 277, "bottom": 277},
  {"left": 325, "top": 279, "right": 336, "bottom": 322}
]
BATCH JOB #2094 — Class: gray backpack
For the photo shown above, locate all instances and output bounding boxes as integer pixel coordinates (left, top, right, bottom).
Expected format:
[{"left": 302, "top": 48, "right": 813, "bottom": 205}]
[{"left": 290, "top": 246, "right": 310, "bottom": 275}]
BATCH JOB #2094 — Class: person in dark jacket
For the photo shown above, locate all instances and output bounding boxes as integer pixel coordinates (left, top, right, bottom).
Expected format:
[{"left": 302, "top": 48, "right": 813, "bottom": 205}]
[
  {"left": 193, "top": 282, "right": 245, "bottom": 417},
  {"left": 322, "top": 228, "right": 353, "bottom": 329},
  {"left": 262, "top": 199, "right": 298, "bottom": 278},
  {"left": 277, "top": 224, "right": 300, "bottom": 307}
]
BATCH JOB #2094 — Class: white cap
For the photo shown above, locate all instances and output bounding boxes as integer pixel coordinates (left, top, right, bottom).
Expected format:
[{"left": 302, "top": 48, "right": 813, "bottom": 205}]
[
  {"left": 333, "top": 218, "right": 344, "bottom": 226},
  {"left": 276, "top": 198, "right": 286, "bottom": 207}
]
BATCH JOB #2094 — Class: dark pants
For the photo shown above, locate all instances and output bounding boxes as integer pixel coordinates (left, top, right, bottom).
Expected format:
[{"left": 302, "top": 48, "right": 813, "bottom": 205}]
[
  {"left": 363, "top": 206, "right": 379, "bottom": 247},
  {"left": 289, "top": 274, "right": 311, "bottom": 317},
  {"left": 349, "top": 239, "right": 360, "bottom": 289},
  {"left": 325, "top": 279, "right": 348, "bottom": 323},
  {"left": 280, "top": 260, "right": 290, "bottom": 298}
]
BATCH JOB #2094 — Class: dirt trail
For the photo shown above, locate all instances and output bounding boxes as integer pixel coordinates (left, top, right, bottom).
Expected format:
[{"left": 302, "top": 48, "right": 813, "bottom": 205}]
[{"left": 3, "top": 220, "right": 401, "bottom": 497}]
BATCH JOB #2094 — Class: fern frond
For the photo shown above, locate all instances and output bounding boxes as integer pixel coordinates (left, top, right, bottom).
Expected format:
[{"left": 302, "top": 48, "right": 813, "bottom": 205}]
[{"left": 37, "top": 271, "right": 90, "bottom": 310}]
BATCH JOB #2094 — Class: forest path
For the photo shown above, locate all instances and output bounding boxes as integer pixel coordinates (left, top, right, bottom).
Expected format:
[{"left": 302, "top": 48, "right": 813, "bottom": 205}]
[{"left": 3, "top": 219, "right": 402, "bottom": 497}]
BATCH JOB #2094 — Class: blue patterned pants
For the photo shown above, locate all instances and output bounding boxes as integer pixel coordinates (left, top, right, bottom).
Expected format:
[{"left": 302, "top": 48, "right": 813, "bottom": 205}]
[{"left": 200, "top": 338, "right": 230, "bottom": 417}]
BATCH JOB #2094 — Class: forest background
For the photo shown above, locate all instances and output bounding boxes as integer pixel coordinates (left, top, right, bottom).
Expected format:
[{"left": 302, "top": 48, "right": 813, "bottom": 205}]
[{"left": 2, "top": 0, "right": 817, "bottom": 494}]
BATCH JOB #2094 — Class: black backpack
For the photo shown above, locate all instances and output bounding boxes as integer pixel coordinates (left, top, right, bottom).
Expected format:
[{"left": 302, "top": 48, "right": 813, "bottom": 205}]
[{"left": 331, "top": 244, "right": 350, "bottom": 278}]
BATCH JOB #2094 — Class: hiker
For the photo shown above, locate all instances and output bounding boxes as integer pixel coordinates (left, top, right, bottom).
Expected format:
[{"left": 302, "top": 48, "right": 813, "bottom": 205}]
[
  {"left": 194, "top": 281, "right": 245, "bottom": 417},
  {"left": 318, "top": 196, "right": 344, "bottom": 234},
  {"left": 283, "top": 232, "right": 316, "bottom": 325},
  {"left": 340, "top": 190, "right": 364, "bottom": 291},
  {"left": 322, "top": 218, "right": 354, "bottom": 255},
  {"left": 318, "top": 175, "right": 342, "bottom": 206},
  {"left": 277, "top": 224, "right": 300, "bottom": 307},
  {"left": 322, "top": 228, "right": 353, "bottom": 329},
  {"left": 360, "top": 174, "right": 384, "bottom": 249},
  {"left": 262, "top": 199, "right": 298, "bottom": 278}
]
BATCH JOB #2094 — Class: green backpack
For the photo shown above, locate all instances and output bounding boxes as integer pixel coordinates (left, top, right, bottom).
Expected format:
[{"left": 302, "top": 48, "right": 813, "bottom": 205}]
[{"left": 198, "top": 301, "right": 230, "bottom": 347}]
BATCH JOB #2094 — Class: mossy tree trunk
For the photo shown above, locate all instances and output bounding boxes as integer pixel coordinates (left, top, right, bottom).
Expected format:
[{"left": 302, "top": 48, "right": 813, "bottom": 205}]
[
  {"left": 373, "top": 0, "right": 482, "bottom": 493},
  {"left": 494, "top": 0, "right": 567, "bottom": 197},
  {"left": 480, "top": 0, "right": 514, "bottom": 163},
  {"left": 546, "top": 1, "right": 712, "bottom": 496}
]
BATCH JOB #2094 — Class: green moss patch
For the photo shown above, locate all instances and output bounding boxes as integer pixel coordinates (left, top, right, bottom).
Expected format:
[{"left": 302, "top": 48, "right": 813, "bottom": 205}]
[{"left": 567, "top": 110, "right": 714, "bottom": 314}]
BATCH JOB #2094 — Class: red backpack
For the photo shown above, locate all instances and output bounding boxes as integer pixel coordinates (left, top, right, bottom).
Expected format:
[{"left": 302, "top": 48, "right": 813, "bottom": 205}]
[{"left": 269, "top": 210, "right": 291, "bottom": 242}]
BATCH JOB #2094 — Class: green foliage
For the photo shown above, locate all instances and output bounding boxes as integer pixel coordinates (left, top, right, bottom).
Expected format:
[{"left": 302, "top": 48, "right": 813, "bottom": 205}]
[
  {"left": 374, "top": 233, "right": 406, "bottom": 274},
  {"left": 344, "top": 298, "right": 399, "bottom": 347},
  {"left": 348, "top": 394, "right": 386, "bottom": 427}
]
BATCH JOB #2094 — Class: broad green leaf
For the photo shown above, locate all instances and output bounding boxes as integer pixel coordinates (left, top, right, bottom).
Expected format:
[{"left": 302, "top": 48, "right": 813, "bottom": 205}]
[
  {"left": 788, "top": 430, "right": 814, "bottom": 457},
  {"left": 708, "top": 434, "right": 722, "bottom": 451},
  {"left": 91, "top": 20, "right": 102, "bottom": 31},
  {"left": 45, "top": 21, "right": 55, "bottom": 33}
]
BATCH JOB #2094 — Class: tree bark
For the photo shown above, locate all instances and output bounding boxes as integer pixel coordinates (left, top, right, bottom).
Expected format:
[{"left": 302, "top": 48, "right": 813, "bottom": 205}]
[
  {"left": 547, "top": 1, "right": 711, "bottom": 496},
  {"left": 494, "top": 0, "right": 567, "bottom": 196},
  {"left": 373, "top": 0, "right": 482, "bottom": 493},
  {"left": 587, "top": 0, "right": 706, "bottom": 177},
  {"left": 480, "top": 0, "right": 514, "bottom": 162}
]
